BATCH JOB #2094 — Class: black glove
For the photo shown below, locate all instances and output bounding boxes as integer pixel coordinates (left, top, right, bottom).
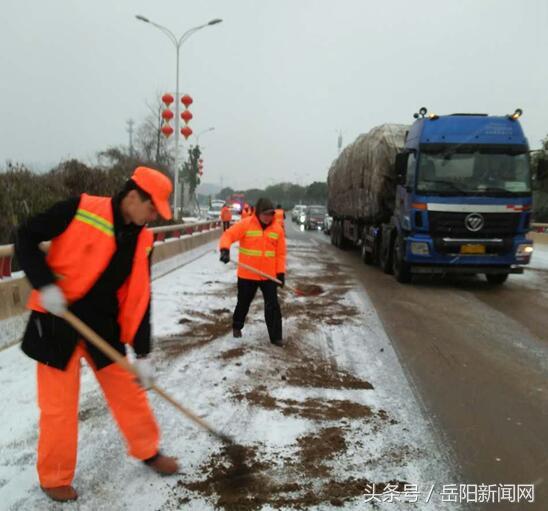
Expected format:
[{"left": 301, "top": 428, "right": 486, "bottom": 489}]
[
  {"left": 220, "top": 249, "right": 230, "bottom": 264},
  {"left": 276, "top": 273, "right": 285, "bottom": 288}
]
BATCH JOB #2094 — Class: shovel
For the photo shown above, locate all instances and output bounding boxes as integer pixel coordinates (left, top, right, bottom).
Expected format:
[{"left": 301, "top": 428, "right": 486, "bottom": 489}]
[
  {"left": 62, "top": 310, "right": 234, "bottom": 445},
  {"left": 233, "top": 261, "right": 323, "bottom": 297}
]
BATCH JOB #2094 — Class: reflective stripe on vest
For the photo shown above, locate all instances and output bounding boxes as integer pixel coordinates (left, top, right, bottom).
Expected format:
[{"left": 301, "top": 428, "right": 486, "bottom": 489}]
[
  {"left": 74, "top": 209, "right": 114, "bottom": 237},
  {"left": 245, "top": 231, "right": 278, "bottom": 240},
  {"left": 239, "top": 247, "right": 276, "bottom": 258},
  {"left": 239, "top": 247, "right": 263, "bottom": 257}
]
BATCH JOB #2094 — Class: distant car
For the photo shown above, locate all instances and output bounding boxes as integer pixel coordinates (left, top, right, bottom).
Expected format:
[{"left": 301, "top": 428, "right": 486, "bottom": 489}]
[
  {"left": 323, "top": 214, "right": 333, "bottom": 234},
  {"left": 292, "top": 204, "right": 307, "bottom": 224},
  {"left": 230, "top": 207, "right": 242, "bottom": 223},
  {"left": 207, "top": 200, "right": 225, "bottom": 220},
  {"left": 304, "top": 205, "right": 327, "bottom": 230}
]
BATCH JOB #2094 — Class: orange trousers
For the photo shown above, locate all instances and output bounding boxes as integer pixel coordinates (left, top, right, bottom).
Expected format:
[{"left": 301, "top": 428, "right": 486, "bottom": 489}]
[{"left": 36, "top": 343, "right": 160, "bottom": 488}]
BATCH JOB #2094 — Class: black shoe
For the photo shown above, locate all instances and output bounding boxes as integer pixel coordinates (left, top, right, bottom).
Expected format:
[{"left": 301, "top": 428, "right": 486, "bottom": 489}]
[
  {"left": 143, "top": 452, "right": 179, "bottom": 475},
  {"left": 41, "top": 485, "right": 78, "bottom": 502},
  {"left": 270, "top": 339, "right": 284, "bottom": 347},
  {"left": 233, "top": 328, "right": 242, "bottom": 338}
]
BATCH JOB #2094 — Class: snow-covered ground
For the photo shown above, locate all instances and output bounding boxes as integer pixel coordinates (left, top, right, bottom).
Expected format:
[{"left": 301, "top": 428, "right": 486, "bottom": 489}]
[
  {"left": 529, "top": 241, "right": 548, "bottom": 271},
  {"left": 0, "top": 238, "right": 460, "bottom": 510},
  {"left": 0, "top": 312, "right": 29, "bottom": 351}
]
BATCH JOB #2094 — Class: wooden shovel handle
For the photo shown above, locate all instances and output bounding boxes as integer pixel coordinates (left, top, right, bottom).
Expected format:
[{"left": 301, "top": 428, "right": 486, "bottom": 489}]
[
  {"left": 235, "top": 261, "right": 298, "bottom": 294},
  {"left": 62, "top": 310, "right": 231, "bottom": 442}
]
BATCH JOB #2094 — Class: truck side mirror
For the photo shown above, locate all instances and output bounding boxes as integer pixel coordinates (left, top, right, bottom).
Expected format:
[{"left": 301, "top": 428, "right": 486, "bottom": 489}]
[{"left": 395, "top": 153, "right": 409, "bottom": 185}]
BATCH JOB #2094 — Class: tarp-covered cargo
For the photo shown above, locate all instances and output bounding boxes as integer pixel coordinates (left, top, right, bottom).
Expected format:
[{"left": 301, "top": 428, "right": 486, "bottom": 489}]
[{"left": 327, "top": 124, "right": 409, "bottom": 223}]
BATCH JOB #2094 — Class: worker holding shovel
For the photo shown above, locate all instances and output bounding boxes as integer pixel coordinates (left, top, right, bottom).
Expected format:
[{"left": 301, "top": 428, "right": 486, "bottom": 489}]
[
  {"left": 15, "top": 167, "right": 179, "bottom": 503},
  {"left": 219, "top": 198, "right": 286, "bottom": 347}
]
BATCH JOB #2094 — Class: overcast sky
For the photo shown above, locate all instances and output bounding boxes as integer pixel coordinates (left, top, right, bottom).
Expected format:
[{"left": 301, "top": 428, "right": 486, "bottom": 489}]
[{"left": 1, "top": 0, "right": 547, "bottom": 189}]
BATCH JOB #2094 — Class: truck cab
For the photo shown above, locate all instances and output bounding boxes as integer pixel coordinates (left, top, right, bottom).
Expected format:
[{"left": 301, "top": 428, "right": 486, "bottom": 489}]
[{"left": 390, "top": 110, "right": 533, "bottom": 283}]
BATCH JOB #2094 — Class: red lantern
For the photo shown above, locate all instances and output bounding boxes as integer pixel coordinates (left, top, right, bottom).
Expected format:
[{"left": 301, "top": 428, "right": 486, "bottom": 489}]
[
  {"left": 180, "top": 126, "right": 193, "bottom": 139},
  {"left": 181, "top": 94, "right": 193, "bottom": 107},
  {"left": 162, "top": 93, "right": 174, "bottom": 105},
  {"left": 161, "top": 125, "right": 174, "bottom": 137},
  {"left": 180, "top": 110, "right": 193, "bottom": 123},
  {"left": 162, "top": 109, "right": 174, "bottom": 120},
  {"left": 198, "top": 170, "right": 203, "bottom": 176}
]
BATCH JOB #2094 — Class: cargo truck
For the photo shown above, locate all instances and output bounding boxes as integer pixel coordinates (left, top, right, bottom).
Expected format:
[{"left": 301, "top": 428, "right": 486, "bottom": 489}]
[{"left": 327, "top": 108, "right": 534, "bottom": 284}]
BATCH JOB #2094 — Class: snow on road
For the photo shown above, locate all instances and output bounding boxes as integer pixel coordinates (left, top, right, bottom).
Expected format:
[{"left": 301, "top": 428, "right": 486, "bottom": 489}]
[
  {"left": 0, "top": 238, "right": 459, "bottom": 510},
  {"left": 513, "top": 242, "right": 548, "bottom": 297},
  {"left": 529, "top": 242, "right": 548, "bottom": 271}
]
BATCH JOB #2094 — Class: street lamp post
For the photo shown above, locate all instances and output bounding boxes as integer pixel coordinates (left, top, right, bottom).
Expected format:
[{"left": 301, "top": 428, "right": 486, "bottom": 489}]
[
  {"left": 135, "top": 15, "right": 222, "bottom": 219},
  {"left": 194, "top": 126, "right": 215, "bottom": 147}
]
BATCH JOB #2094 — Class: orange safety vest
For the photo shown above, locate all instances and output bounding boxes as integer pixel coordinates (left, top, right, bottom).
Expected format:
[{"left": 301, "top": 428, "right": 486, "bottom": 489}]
[
  {"left": 220, "top": 206, "right": 232, "bottom": 222},
  {"left": 219, "top": 215, "right": 286, "bottom": 280},
  {"left": 27, "top": 194, "right": 153, "bottom": 345}
]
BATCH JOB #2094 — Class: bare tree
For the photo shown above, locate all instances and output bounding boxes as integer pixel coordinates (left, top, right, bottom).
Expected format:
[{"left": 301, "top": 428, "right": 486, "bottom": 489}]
[{"left": 135, "top": 95, "right": 174, "bottom": 169}]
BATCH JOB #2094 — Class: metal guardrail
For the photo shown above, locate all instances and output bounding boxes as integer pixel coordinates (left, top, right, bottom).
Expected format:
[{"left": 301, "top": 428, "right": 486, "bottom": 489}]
[
  {"left": 531, "top": 223, "right": 548, "bottom": 233},
  {"left": 151, "top": 219, "right": 220, "bottom": 241},
  {"left": 0, "top": 220, "right": 221, "bottom": 279},
  {"left": 0, "top": 219, "right": 545, "bottom": 279}
]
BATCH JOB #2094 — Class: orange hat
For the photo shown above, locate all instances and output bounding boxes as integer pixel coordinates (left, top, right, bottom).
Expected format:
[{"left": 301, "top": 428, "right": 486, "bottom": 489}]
[{"left": 131, "top": 167, "right": 173, "bottom": 220}]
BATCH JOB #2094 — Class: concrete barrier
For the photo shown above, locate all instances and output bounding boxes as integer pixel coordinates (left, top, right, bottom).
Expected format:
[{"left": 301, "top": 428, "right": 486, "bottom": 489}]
[
  {"left": 523, "top": 222, "right": 547, "bottom": 246},
  {"left": 0, "top": 277, "right": 30, "bottom": 321},
  {"left": 528, "top": 230, "right": 548, "bottom": 246}
]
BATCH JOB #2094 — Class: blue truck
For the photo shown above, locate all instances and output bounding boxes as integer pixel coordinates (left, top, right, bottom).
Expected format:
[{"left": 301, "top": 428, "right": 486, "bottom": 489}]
[{"left": 327, "top": 109, "right": 534, "bottom": 284}]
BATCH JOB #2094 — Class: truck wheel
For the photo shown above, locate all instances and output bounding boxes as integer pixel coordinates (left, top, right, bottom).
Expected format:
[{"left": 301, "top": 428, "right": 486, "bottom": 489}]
[
  {"left": 379, "top": 233, "right": 393, "bottom": 274},
  {"left": 485, "top": 273, "right": 509, "bottom": 285},
  {"left": 339, "top": 225, "right": 349, "bottom": 250},
  {"left": 331, "top": 221, "right": 339, "bottom": 246},
  {"left": 392, "top": 234, "right": 412, "bottom": 283},
  {"left": 361, "top": 236, "right": 374, "bottom": 265}
]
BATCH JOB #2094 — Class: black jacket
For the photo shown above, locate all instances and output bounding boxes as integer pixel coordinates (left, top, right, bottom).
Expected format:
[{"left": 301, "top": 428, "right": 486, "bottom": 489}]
[{"left": 15, "top": 194, "right": 152, "bottom": 370}]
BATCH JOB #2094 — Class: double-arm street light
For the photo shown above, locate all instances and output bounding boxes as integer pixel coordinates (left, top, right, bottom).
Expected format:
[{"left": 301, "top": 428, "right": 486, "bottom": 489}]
[
  {"left": 135, "top": 15, "right": 222, "bottom": 218},
  {"left": 194, "top": 126, "right": 215, "bottom": 147}
]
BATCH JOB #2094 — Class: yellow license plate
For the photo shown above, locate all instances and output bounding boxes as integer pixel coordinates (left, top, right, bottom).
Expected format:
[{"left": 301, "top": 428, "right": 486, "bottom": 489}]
[{"left": 460, "top": 244, "right": 486, "bottom": 254}]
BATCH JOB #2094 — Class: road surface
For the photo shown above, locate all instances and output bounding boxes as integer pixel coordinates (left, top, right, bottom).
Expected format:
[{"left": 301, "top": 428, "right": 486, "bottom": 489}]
[{"left": 291, "top": 220, "right": 548, "bottom": 510}]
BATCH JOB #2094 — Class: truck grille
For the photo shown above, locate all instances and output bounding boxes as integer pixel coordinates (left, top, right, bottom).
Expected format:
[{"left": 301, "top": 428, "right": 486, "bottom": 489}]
[
  {"left": 428, "top": 212, "right": 521, "bottom": 238},
  {"left": 433, "top": 238, "right": 513, "bottom": 255}
]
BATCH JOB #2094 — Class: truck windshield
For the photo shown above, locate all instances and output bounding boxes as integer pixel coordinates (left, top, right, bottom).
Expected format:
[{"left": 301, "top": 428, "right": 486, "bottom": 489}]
[{"left": 416, "top": 151, "right": 531, "bottom": 196}]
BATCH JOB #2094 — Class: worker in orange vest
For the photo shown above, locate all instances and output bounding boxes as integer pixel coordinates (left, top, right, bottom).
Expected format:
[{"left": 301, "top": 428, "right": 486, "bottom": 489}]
[
  {"left": 15, "top": 167, "right": 179, "bottom": 503},
  {"left": 219, "top": 198, "right": 286, "bottom": 346},
  {"left": 220, "top": 203, "right": 232, "bottom": 231},
  {"left": 275, "top": 204, "right": 285, "bottom": 228}
]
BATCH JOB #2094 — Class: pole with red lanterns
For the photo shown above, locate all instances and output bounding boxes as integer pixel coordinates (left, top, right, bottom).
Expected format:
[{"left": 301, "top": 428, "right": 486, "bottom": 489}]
[
  {"left": 135, "top": 15, "right": 223, "bottom": 218},
  {"left": 180, "top": 94, "right": 194, "bottom": 142},
  {"left": 160, "top": 93, "right": 175, "bottom": 138},
  {"left": 161, "top": 92, "right": 195, "bottom": 217},
  {"left": 194, "top": 127, "right": 215, "bottom": 182}
]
